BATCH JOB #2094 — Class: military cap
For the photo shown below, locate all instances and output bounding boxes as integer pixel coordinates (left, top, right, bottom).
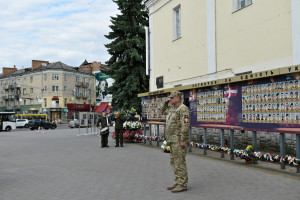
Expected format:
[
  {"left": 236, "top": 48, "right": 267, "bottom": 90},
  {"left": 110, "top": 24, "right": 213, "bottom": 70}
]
[{"left": 168, "top": 91, "right": 182, "bottom": 98}]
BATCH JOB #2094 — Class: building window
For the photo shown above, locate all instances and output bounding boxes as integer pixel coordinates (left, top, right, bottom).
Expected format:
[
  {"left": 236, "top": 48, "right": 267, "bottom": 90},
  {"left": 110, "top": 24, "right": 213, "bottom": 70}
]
[
  {"left": 44, "top": 74, "right": 47, "bottom": 81},
  {"left": 1, "top": 101, "right": 3, "bottom": 106},
  {"left": 30, "top": 100, "right": 34, "bottom": 105},
  {"left": 64, "top": 86, "right": 67, "bottom": 91},
  {"left": 64, "top": 74, "right": 67, "bottom": 81},
  {"left": 233, "top": 0, "right": 252, "bottom": 12},
  {"left": 89, "top": 78, "right": 91, "bottom": 84},
  {"left": 52, "top": 74, "right": 59, "bottom": 80},
  {"left": 52, "top": 86, "right": 59, "bottom": 92},
  {"left": 24, "top": 100, "right": 26, "bottom": 105},
  {"left": 17, "top": 79, "right": 20, "bottom": 84},
  {"left": 44, "top": 86, "right": 47, "bottom": 92},
  {"left": 64, "top": 98, "right": 67, "bottom": 107},
  {"left": 30, "top": 88, "right": 33, "bottom": 93},
  {"left": 44, "top": 98, "right": 47, "bottom": 107},
  {"left": 30, "top": 76, "right": 33, "bottom": 83},
  {"left": 76, "top": 76, "right": 80, "bottom": 83},
  {"left": 173, "top": 5, "right": 181, "bottom": 40},
  {"left": 24, "top": 77, "right": 26, "bottom": 83},
  {"left": 23, "top": 88, "right": 27, "bottom": 95}
]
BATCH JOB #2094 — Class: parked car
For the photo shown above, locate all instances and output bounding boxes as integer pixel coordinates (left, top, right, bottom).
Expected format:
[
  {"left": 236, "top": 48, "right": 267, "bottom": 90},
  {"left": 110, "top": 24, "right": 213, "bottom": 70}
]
[
  {"left": 69, "top": 119, "right": 80, "bottom": 128},
  {"left": 16, "top": 119, "right": 29, "bottom": 128},
  {"left": 28, "top": 119, "right": 57, "bottom": 130}
]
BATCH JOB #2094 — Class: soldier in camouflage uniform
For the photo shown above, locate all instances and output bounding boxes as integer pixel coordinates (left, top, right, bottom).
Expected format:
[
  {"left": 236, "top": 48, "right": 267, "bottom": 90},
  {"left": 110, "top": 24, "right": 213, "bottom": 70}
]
[{"left": 162, "top": 91, "right": 190, "bottom": 193}]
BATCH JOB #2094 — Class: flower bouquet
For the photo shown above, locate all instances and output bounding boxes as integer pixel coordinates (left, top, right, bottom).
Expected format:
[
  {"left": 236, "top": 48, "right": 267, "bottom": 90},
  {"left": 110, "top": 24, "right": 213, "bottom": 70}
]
[{"left": 161, "top": 141, "right": 170, "bottom": 153}]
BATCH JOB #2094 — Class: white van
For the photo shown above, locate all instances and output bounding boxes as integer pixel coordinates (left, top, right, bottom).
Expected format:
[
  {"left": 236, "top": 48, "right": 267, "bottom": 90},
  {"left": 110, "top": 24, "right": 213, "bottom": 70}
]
[{"left": 0, "top": 112, "right": 16, "bottom": 132}]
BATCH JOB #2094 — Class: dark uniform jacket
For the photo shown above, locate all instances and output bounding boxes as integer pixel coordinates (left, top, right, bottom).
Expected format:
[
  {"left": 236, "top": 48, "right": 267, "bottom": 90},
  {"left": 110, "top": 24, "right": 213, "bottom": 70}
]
[
  {"left": 97, "top": 115, "right": 111, "bottom": 128},
  {"left": 114, "top": 115, "right": 126, "bottom": 129}
]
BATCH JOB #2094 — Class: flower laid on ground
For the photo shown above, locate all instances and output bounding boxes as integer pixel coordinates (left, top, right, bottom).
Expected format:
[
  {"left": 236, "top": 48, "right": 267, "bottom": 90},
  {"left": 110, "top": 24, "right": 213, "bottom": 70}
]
[
  {"left": 189, "top": 142, "right": 300, "bottom": 167},
  {"left": 161, "top": 141, "right": 170, "bottom": 153}
]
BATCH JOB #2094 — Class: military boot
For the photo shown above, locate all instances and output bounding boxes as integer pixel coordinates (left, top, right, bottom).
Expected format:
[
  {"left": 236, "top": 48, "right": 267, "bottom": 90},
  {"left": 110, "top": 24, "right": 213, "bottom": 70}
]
[
  {"left": 171, "top": 185, "right": 187, "bottom": 193},
  {"left": 166, "top": 184, "right": 177, "bottom": 190}
]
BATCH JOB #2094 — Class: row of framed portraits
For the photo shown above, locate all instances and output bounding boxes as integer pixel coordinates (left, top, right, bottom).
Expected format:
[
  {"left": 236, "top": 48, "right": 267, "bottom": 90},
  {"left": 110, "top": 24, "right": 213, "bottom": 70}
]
[
  {"left": 242, "top": 102, "right": 299, "bottom": 113},
  {"left": 142, "top": 95, "right": 168, "bottom": 120},
  {"left": 197, "top": 114, "right": 226, "bottom": 122},
  {"left": 242, "top": 113, "right": 300, "bottom": 124},
  {"left": 197, "top": 90, "right": 224, "bottom": 99},
  {"left": 147, "top": 114, "right": 165, "bottom": 120},
  {"left": 242, "top": 80, "right": 299, "bottom": 94},
  {"left": 197, "top": 98, "right": 229, "bottom": 106},
  {"left": 197, "top": 106, "right": 228, "bottom": 113},
  {"left": 242, "top": 91, "right": 298, "bottom": 103},
  {"left": 145, "top": 108, "right": 162, "bottom": 114},
  {"left": 144, "top": 97, "right": 168, "bottom": 103}
]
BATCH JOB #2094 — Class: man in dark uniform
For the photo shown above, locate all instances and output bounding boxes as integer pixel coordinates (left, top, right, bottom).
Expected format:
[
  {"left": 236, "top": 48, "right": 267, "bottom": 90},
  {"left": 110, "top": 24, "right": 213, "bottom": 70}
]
[
  {"left": 113, "top": 109, "right": 126, "bottom": 147},
  {"left": 97, "top": 110, "right": 111, "bottom": 148}
]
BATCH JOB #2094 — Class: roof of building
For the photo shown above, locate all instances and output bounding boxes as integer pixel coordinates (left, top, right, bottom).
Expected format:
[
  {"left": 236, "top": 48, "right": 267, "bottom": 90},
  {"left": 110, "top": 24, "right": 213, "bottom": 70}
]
[
  {"left": 0, "top": 61, "right": 93, "bottom": 79},
  {"left": 80, "top": 59, "right": 89, "bottom": 66}
]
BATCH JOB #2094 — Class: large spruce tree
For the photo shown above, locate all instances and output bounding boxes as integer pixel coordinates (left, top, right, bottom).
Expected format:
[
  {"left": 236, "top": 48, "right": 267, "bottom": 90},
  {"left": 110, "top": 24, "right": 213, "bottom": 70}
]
[{"left": 105, "top": 0, "right": 149, "bottom": 113}]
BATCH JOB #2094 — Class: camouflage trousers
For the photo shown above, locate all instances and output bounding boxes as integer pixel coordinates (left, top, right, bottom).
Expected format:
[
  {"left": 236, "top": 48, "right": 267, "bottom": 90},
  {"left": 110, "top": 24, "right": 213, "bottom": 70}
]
[{"left": 169, "top": 142, "right": 188, "bottom": 187}]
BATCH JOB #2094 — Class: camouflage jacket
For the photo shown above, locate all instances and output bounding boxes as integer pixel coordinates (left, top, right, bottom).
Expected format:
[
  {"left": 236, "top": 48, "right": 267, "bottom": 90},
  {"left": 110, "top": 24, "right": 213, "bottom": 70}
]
[{"left": 162, "top": 102, "right": 190, "bottom": 143}]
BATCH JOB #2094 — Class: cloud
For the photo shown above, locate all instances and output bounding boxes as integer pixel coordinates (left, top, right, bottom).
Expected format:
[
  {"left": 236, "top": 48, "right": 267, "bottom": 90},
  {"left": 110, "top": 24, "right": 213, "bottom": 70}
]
[{"left": 0, "top": 0, "right": 119, "bottom": 69}]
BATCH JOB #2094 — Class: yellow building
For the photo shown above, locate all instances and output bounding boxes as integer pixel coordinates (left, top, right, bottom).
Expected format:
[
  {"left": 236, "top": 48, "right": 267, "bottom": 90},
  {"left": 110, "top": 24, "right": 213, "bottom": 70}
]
[
  {"left": 145, "top": 0, "right": 300, "bottom": 91},
  {"left": 0, "top": 60, "right": 96, "bottom": 122}
]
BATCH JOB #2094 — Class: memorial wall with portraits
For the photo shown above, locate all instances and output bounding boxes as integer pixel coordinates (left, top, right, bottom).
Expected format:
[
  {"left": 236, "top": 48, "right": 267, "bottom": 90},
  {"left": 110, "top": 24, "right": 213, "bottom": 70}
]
[{"left": 140, "top": 69, "right": 300, "bottom": 131}]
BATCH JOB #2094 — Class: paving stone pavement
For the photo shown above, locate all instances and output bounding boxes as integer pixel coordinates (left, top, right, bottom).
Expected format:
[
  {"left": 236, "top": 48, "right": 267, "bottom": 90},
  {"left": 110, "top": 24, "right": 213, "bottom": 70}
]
[{"left": 0, "top": 127, "right": 299, "bottom": 200}]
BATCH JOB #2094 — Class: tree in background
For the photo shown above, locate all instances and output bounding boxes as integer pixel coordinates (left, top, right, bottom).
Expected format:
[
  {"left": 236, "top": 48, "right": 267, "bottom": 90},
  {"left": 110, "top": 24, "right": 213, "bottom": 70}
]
[{"left": 105, "top": 0, "right": 149, "bottom": 113}]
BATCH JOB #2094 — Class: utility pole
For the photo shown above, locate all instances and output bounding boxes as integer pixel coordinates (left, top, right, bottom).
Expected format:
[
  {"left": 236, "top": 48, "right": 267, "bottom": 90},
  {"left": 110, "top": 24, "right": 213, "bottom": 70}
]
[{"left": 13, "top": 81, "right": 15, "bottom": 113}]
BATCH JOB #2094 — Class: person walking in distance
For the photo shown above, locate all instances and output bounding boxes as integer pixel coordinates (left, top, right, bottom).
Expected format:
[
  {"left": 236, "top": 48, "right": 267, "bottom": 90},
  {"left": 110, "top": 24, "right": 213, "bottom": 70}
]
[
  {"left": 162, "top": 91, "right": 190, "bottom": 193},
  {"left": 113, "top": 109, "right": 126, "bottom": 147},
  {"left": 97, "top": 110, "right": 111, "bottom": 148},
  {"left": 37, "top": 118, "right": 45, "bottom": 133}
]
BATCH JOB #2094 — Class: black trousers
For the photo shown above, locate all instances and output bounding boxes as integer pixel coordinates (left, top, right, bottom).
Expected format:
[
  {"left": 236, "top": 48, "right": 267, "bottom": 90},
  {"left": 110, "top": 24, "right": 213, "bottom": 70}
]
[
  {"left": 115, "top": 128, "right": 123, "bottom": 146},
  {"left": 101, "top": 131, "right": 109, "bottom": 147}
]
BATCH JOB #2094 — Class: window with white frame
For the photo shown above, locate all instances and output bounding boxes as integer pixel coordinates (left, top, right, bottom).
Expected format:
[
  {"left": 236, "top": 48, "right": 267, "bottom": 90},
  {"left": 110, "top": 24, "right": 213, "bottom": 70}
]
[
  {"left": 23, "top": 88, "right": 27, "bottom": 95},
  {"left": 52, "top": 86, "right": 59, "bottom": 92},
  {"left": 52, "top": 74, "right": 59, "bottom": 80},
  {"left": 173, "top": 5, "right": 181, "bottom": 40},
  {"left": 233, "top": 0, "right": 252, "bottom": 12}
]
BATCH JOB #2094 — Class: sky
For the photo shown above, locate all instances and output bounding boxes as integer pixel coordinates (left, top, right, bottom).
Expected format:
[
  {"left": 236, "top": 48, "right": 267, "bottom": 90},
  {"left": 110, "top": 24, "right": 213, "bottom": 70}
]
[{"left": 0, "top": 0, "right": 119, "bottom": 70}]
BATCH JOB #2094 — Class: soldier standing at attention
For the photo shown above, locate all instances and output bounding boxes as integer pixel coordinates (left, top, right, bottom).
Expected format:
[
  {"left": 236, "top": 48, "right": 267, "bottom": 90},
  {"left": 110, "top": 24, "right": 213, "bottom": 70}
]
[
  {"left": 113, "top": 109, "right": 126, "bottom": 147},
  {"left": 97, "top": 110, "right": 111, "bottom": 148},
  {"left": 162, "top": 91, "right": 190, "bottom": 193}
]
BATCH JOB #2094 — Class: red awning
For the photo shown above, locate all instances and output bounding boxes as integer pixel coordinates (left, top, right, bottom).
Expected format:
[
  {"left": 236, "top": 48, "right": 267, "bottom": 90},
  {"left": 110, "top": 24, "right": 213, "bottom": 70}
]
[
  {"left": 94, "top": 103, "right": 109, "bottom": 113},
  {"left": 67, "top": 103, "right": 94, "bottom": 111}
]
